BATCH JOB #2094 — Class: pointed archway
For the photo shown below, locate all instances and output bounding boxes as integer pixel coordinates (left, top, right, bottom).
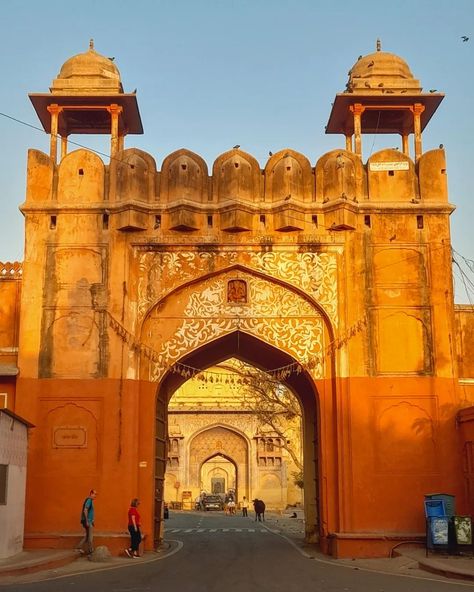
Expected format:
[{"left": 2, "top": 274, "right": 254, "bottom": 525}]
[{"left": 154, "top": 331, "right": 325, "bottom": 546}]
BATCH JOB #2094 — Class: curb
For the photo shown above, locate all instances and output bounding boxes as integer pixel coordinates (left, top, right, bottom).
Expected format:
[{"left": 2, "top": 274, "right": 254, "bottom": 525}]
[
  {"left": 0, "top": 552, "right": 77, "bottom": 578},
  {"left": 417, "top": 558, "right": 474, "bottom": 582}
]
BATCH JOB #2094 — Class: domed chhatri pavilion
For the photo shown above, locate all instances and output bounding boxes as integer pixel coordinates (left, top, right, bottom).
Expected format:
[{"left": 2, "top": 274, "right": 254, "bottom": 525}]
[{"left": 0, "top": 41, "right": 473, "bottom": 559}]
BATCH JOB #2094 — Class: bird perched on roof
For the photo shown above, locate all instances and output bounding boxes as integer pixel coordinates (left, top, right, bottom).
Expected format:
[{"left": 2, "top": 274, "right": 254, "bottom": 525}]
[
  {"left": 429, "top": 89, "right": 438, "bottom": 93},
  {"left": 439, "top": 143, "right": 444, "bottom": 149},
  {"left": 233, "top": 145, "right": 240, "bottom": 149},
  {"left": 364, "top": 82, "right": 371, "bottom": 88},
  {"left": 389, "top": 234, "right": 396, "bottom": 242},
  {"left": 461, "top": 36, "right": 469, "bottom": 42},
  {"left": 284, "top": 194, "right": 291, "bottom": 201},
  {"left": 132, "top": 88, "right": 137, "bottom": 94},
  {"left": 368, "top": 60, "right": 374, "bottom": 67},
  {"left": 108, "top": 57, "right": 115, "bottom": 61},
  {"left": 268, "top": 151, "right": 273, "bottom": 156}
]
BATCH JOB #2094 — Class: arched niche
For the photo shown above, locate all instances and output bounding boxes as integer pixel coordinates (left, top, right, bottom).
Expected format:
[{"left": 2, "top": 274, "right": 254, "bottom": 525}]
[
  {"left": 57, "top": 149, "right": 105, "bottom": 203},
  {"left": 375, "top": 308, "right": 432, "bottom": 374},
  {"left": 264, "top": 149, "right": 313, "bottom": 202},
  {"left": 417, "top": 148, "right": 448, "bottom": 202},
  {"left": 116, "top": 148, "right": 156, "bottom": 203},
  {"left": 212, "top": 149, "right": 261, "bottom": 203},
  {"left": 315, "top": 149, "right": 365, "bottom": 203},
  {"left": 160, "top": 149, "right": 208, "bottom": 204},
  {"left": 367, "top": 149, "right": 417, "bottom": 202}
]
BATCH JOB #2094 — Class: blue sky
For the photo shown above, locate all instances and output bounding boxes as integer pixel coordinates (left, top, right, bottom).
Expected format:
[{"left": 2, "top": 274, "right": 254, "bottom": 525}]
[{"left": 0, "top": 0, "right": 473, "bottom": 301}]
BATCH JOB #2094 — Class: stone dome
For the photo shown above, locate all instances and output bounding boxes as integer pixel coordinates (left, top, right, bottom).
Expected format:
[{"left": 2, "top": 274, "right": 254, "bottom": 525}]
[
  {"left": 346, "top": 41, "right": 422, "bottom": 95},
  {"left": 51, "top": 40, "right": 123, "bottom": 95}
]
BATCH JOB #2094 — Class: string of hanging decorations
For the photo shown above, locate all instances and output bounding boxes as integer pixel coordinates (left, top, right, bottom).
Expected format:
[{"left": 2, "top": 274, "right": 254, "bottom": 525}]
[
  {"left": 168, "top": 358, "right": 321, "bottom": 383},
  {"left": 106, "top": 310, "right": 368, "bottom": 381}
]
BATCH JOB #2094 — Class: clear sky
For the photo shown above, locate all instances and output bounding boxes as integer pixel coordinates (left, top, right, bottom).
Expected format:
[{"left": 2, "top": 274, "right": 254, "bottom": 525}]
[{"left": 0, "top": 0, "right": 473, "bottom": 301}]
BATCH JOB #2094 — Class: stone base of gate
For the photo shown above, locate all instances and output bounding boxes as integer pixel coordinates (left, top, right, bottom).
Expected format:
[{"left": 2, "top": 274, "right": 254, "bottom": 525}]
[{"left": 324, "top": 532, "right": 425, "bottom": 558}]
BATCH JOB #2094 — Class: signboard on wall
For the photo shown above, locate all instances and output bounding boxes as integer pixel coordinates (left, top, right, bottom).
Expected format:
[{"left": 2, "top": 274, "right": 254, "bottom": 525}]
[{"left": 369, "top": 161, "right": 409, "bottom": 171}]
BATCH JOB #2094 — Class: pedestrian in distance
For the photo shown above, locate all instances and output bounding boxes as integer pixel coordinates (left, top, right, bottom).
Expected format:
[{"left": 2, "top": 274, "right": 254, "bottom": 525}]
[
  {"left": 253, "top": 498, "right": 265, "bottom": 522},
  {"left": 75, "top": 489, "right": 97, "bottom": 556},
  {"left": 125, "top": 498, "right": 142, "bottom": 558},
  {"left": 228, "top": 499, "right": 236, "bottom": 515},
  {"left": 241, "top": 496, "right": 249, "bottom": 517}
]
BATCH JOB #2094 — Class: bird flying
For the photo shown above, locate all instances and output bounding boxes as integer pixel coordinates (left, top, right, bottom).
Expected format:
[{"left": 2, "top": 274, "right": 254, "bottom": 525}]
[{"left": 461, "top": 36, "right": 469, "bottom": 42}]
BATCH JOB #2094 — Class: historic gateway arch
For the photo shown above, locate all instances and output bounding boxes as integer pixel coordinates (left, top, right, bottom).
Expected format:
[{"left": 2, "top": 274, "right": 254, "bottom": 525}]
[{"left": 1, "top": 41, "right": 474, "bottom": 558}]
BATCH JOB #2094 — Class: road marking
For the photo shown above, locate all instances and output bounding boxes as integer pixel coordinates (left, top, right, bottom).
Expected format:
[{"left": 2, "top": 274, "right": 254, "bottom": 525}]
[{"left": 165, "top": 528, "right": 269, "bottom": 534}]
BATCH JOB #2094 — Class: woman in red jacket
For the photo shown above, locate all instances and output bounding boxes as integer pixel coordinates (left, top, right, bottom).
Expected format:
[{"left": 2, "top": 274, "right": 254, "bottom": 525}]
[{"left": 125, "top": 498, "right": 142, "bottom": 558}]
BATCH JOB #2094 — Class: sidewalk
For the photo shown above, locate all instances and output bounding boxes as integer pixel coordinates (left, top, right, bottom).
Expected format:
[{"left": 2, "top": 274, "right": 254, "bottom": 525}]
[
  {"left": 262, "top": 511, "right": 474, "bottom": 582},
  {"left": 0, "top": 543, "right": 177, "bottom": 586}
]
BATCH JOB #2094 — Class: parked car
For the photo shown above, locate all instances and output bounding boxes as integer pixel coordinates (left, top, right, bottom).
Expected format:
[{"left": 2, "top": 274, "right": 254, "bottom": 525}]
[{"left": 202, "top": 495, "right": 224, "bottom": 511}]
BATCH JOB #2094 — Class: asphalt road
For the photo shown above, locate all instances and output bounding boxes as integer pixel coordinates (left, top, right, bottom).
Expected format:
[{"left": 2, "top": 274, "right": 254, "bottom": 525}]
[{"left": 1, "top": 511, "right": 472, "bottom": 591}]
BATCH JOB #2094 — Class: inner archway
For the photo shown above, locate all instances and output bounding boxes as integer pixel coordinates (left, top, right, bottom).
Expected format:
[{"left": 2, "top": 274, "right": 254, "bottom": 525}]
[
  {"left": 201, "top": 453, "right": 236, "bottom": 496},
  {"left": 155, "top": 331, "right": 323, "bottom": 546}
]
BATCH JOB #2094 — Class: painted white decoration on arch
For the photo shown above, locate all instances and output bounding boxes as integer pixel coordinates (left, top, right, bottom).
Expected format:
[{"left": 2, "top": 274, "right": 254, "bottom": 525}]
[
  {"left": 137, "top": 249, "right": 338, "bottom": 326},
  {"left": 146, "top": 275, "right": 325, "bottom": 381}
]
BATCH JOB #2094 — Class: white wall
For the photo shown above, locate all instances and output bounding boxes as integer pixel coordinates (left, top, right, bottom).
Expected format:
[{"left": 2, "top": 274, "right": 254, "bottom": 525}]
[{"left": 0, "top": 413, "right": 28, "bottom": 559}]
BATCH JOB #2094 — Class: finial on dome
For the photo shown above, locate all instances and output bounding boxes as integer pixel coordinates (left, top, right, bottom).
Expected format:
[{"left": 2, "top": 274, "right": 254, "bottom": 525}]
[
  {"left": 89, "top": 38, "right": 94, "bottom": 51},
  {"left": 376, "top": 38, "right": 381, "bottom": 52}
]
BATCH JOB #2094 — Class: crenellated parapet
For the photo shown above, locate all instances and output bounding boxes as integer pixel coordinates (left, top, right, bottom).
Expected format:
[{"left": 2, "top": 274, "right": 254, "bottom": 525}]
[{"left": 22, "top": 144, "right": 450, "bottom": 236}]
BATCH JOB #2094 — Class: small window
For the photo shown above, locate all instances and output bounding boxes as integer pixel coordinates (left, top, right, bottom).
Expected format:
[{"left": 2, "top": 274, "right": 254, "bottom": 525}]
[
  {"left": 0, "top": 464, "right": 8, "bottom": 504},
  {"left": 260, "top": 214, "right": 266, "bottom": 227},
  {"left": 312, "top": 215, "right": 318, "bottom": 228},
  {"left": 207, "top": 215, "right": 213, "bottom": 228},
  {"left": 78, "top": 168, "right": 84, "bottom": 176},
  {"left": 181, "top": 164, "right": 187, "bottom": 171},
  {"left": 417, "top": 215, "right": 424, "bottom": 229},
  {"left": 154, "top": 215, "right": 161, "bottom": 229},
  {"left": 388, "top": 170, "right": 394, "bottom": 177},
  {"left": 102, "top": 213, "right": 109, "bottom": 230},
  {"left": 364, "top": 215, "right": 371, "bottom": 228},
  {"left": 50, "top": 215, "right": 57, "bottom": 230}
]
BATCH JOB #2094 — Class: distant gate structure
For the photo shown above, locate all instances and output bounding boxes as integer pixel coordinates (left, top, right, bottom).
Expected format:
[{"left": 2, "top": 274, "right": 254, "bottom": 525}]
[{"left": 0, "top": 40, "right": 473, "bottom": 559}]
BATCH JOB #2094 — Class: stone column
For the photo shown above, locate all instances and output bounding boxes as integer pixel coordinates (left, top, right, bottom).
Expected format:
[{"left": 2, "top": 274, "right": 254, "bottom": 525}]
[
  {"left": 47, "top": 104, "right": 62, "bottom": 163},
  {"left": 411, "top": 103, "right": 425, "bottom": 161},
  {"left": 345, "top": 134, "right": 352, "bottom": 152},
  {"left": 350, "top": 104, "right": 365, "bottom": 156},
  {"left": 401, "top": 133, "right": 409, "bottom": 156},
  {"left": 60, "top": 135, "right": 68, "bottom": 160},
  {"left": 108, "top": 104, "right": 123, "bottom": 158},
  {"left": 107, "top": 104, "right": 123, "bottom": 200}
]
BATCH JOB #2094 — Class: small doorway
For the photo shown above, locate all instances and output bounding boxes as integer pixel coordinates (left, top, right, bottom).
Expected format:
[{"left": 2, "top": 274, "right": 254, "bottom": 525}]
[{"left": 211, "top": 478, "right": 225, "bottom": 494}]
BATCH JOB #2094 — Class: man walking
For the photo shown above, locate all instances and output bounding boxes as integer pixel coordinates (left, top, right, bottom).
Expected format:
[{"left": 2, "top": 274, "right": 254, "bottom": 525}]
[
  {"left": 76, "top": 489, "right": 97, "bottom": 555},
  {"left": 241, "top": 496, "right": 249, "bottom": 517}
]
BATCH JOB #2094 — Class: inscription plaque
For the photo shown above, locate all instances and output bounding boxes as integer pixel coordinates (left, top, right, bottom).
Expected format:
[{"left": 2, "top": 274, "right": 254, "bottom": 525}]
[{"left": 53, "top": 426, "right": 87, "bottom": 448}]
